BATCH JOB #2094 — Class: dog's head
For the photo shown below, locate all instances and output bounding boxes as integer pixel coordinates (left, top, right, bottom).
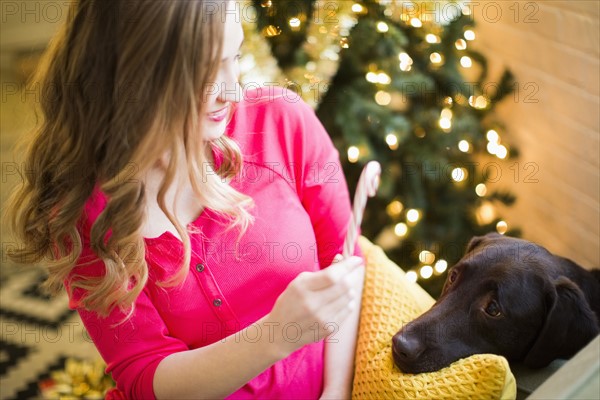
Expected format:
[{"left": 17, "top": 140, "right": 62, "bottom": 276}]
[{"left": 392, "top": 233, "right": 599, "bottom": 373}]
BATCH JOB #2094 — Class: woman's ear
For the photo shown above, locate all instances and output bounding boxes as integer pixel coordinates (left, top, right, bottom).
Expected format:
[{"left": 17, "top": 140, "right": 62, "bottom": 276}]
[{"left": 523, "top": 277, "right": 599, "bottom": 368}]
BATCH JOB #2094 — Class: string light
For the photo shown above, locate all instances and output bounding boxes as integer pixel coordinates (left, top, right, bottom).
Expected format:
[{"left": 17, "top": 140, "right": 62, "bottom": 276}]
[
  {"left": 451, "top": 167, "right": 468, "bottom": 182},
  {"left": 441, "top": 108, "right": 453, "bottom": 119},
  {"left": 375, "top": 90, "right": 392, "bottom": 105},
  {"left": 387, "top": 200, "right": 404, "bottom": 217},
  {"left": 419, "top": 250, "right": 435, "bottom": 264},
  {"left": 366, "top": 71, "right": 378, "bottom": 83},
  {"left": 394, "top": 222, "right": 408, "bottom": 237},
  {"left": 487, "top": 129, "right": 499, "bottom": 143},
  {"left": 440, "top": 108, "right": 452, "bottom": 132},
  {"left": 410, "top": 18, "right": 422, "bottom": 28},
  {"left": 340, "top": 37, "right": 349, "bottom": 48},
  {"left": 469, "top": 95, "right": 488, "bottom": 109},
  {"left": 434, "top": 260, "right": 448, "bottom": 274},
  {"left": 399, "top": 53, "right": 412, "bottom": 63},
  {"left": 385, "top": 133, "right": 399, "bottom": 150},
  {"left": 475, "top": 183, "right": 487, "bottom": 197},
  {"left": 486, "top": 130, "right": 504, "bottom": 156},
  {"left": 377, "top": 72, "right": 391, "bottom": 84},
  {"left": 289, "top": 18, "right": 301, "bottom": 30},
  {"left": 351, "top": 3, "right": 364, "bottom": 13},
  {"left": 430, "top": 52, "right": 443, "bottom": 64},
  {"left": 477, "top": 202, "right": 496, "bottom": 225},
  {"left": 377, "top": 21, "right": 389, "bottom": 32},
  {"left": 399, "top": 52, "right": 413, "bottom": 71},
  {"left": 366, "top": 71, "right": 391, "bottom": 85},
  {"left": 496, "top": 145, "right": 508, "bottom": 159},
  {"left": 347, "top": 146, "right": 360, "bottom": 163},
  {"left": 262, "top": 25, "right": 281, "bottom": 37},
  {"left": 455, "top": 39, "right": 467, "bottom": 50},
  {"left": 497, "top": 220, "right": 508, "bottom": 234},
  {"left": 425, "top": 34, "right": 439, "bottom": 43},
  {"left": 476, "top": 96, "right": 488, "bottom": 108},
  {"left": 458, "top": 140, "right": 470, "bottom": 152},
  {"left": 454, "top": 93, "right": 467, "bottom": 106},
  {"left": 406, "top": 209, "right": 420, "bottom": 224},
  {"left": 464, "top": 29, "right": 475, "bottom": 40},
  {"left": 322, "top": 48, "right": 339, "bottom": 61},
  {"left": 460, "top": 56, "right": 472, "bottom": 68},
  {"left": 406, "top": 270, "right": 418, "bottom": 283},
  {"left": 420, "top": 265, "right": 433, "bottom": 279},
  {"left": 439, "top": 117, "right": 452, "bottom": 131},
  {"left": 487, "top": 141, "right": 499, "bottom": 155}
]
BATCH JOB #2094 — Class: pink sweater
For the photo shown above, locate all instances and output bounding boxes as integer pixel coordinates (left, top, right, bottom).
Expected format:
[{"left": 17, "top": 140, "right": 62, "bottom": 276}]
[{"left": 68, "top": 87, "right": 358, "bottom": 399}]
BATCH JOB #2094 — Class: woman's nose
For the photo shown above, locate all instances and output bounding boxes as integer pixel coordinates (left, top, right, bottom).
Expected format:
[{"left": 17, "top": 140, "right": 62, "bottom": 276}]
[
  {"left": 216, "top": 59, "right": 242, "bottom": 104},
  {"left": 217, "top": 80, "right": 242, "bottom": 104}
]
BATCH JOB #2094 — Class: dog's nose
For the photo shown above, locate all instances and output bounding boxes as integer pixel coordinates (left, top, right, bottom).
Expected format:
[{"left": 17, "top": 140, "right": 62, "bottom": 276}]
[{"left": 392, "top": 331, "right": 425, "bottom": 362}]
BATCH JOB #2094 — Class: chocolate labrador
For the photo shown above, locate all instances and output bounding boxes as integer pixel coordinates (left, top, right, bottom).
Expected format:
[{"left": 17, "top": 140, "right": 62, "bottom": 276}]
[{"left": 392, "top": 233, "right": 600, "bottom": 373}]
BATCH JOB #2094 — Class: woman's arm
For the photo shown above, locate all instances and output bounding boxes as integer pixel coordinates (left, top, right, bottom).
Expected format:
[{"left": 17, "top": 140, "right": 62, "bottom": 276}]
[
  {"left": 153, "top": 257, "right": 364, "bottom": 399},
  {"left": 153, "top": 316, "right": 283, "bottom": 399},
  {"left": 321, "top": 267, "right": 365, "bottom": 399}
]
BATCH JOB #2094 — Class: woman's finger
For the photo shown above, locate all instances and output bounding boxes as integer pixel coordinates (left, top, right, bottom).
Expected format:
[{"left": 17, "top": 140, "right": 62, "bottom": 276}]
[
  {"left": 314, "top": 286, "right": 359, "bottom": 326},
  {"left": 303, "top": 256, "right": 363, "bottom": 291}
]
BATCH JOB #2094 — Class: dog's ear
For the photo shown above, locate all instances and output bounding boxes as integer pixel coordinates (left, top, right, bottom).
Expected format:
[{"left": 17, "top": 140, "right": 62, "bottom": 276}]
[
  {"left": 523, "top": 277, "right": 599, "bottom": 368},
  {"left": 465, "top": 236, "right": 483, "bottom": 253},
  {"left": 465, "top": 233, "right": 503, "bottom": 253}
]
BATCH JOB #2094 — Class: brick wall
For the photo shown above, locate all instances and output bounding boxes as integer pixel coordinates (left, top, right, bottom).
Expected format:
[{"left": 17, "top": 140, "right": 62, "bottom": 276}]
[{"left": 471, "top": 1, "right": 599, "bottom": 267}]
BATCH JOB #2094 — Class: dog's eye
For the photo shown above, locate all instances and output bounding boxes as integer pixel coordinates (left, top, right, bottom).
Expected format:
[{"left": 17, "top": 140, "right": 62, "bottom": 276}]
[{"left": 484, "top": 300, "right": 502, "bottom": 317}]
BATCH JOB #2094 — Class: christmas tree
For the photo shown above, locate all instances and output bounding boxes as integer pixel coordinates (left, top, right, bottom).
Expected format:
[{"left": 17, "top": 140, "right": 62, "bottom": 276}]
[{"left": 243, "top": 0, "right": 518, "bottom": 297}]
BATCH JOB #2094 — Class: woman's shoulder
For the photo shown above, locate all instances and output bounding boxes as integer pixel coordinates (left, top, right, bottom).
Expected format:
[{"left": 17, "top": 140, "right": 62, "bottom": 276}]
[
  {"left": 241, "top": 84, "right": 306, "bottom": 106},
  {"left": 236, "top": 85, "right": 313, "bottom": 123},
  {"left": 78, "top": 185, "right": 108, "bottom": 236},
  {"left": 229, "top": 85, "right": 322, "bottom": 147}
]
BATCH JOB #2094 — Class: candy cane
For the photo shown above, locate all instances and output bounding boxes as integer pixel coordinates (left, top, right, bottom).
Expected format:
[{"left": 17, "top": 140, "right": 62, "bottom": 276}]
[{"left": 343, "top": 161, "right": 381, "bottom": 258}]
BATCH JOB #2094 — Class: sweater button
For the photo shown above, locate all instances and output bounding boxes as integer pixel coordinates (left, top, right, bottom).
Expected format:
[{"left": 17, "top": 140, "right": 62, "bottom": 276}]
[
  {"left": 195, "top": 263, "right": 205, "bottom": 272},
  {"left": 213, "top": 298, "right": 222, "bottom": 307}
]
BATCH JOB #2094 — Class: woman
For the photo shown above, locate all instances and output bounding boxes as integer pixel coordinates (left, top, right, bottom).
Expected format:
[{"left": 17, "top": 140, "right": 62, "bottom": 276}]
[{"left": 7, "top": 0, "right": 365, "bottom": 398}]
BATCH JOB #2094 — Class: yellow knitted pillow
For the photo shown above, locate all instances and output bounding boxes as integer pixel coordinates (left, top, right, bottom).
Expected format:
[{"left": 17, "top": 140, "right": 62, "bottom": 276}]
[{"left": 353, "top": 236, "right": 516, "bottom": 400}]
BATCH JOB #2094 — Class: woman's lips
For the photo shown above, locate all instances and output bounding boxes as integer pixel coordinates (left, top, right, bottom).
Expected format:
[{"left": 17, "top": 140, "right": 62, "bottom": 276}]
[{"left": 207, "top": 105, "right": 229, "bottom": 122}]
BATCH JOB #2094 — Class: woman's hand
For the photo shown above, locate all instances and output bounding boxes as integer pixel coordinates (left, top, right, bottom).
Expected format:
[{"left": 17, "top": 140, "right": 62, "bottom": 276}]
[
  {"left": 320, "top": 388, "right": 350, "bottom": 400},
  {"left": 264, "top": 255, "right": 365, "bottom": 358}
]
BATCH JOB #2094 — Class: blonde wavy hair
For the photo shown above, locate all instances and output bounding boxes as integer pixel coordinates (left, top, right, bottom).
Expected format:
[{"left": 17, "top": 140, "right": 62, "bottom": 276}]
[{"left": 6, "top": 0, "right": 254, "bottom": 317}]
